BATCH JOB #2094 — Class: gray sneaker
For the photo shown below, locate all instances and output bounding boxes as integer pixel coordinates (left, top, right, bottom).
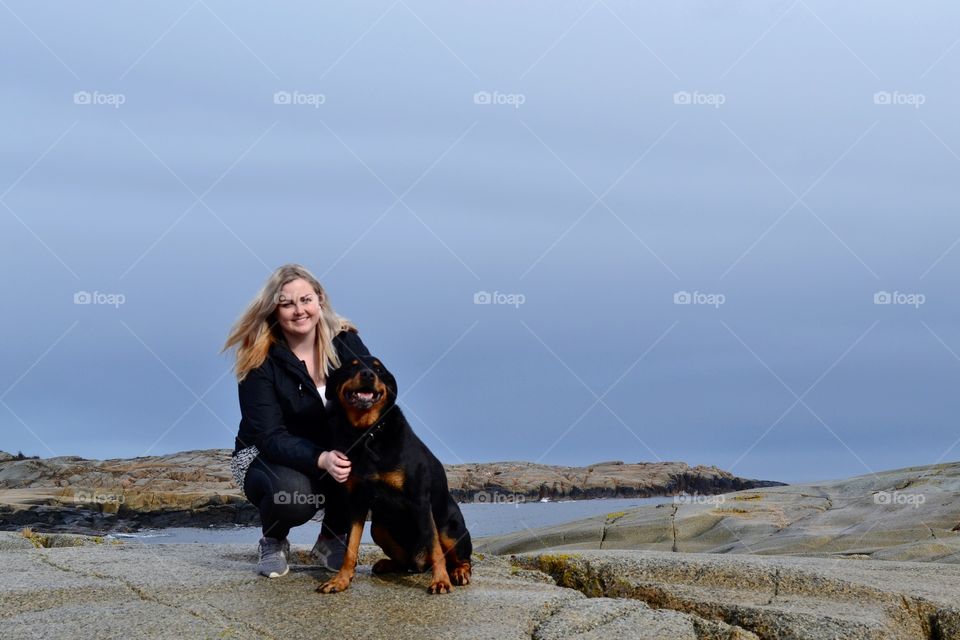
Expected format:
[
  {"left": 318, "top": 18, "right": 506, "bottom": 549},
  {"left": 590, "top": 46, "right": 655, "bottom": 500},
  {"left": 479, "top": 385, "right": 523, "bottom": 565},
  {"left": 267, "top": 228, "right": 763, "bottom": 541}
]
[
  {"left": 258, "top": 536, "right": 290, "bottom": 578},
  {"left": 310, "top": 533, "right": 347, "bottom": 570}
]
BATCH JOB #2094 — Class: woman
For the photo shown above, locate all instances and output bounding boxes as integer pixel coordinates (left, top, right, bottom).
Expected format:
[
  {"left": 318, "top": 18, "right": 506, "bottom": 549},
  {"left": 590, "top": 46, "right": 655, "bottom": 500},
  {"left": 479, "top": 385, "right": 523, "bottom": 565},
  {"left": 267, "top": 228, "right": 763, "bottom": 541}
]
[{"left": 222, "top": 264, "right": 372, "bottom": 578}]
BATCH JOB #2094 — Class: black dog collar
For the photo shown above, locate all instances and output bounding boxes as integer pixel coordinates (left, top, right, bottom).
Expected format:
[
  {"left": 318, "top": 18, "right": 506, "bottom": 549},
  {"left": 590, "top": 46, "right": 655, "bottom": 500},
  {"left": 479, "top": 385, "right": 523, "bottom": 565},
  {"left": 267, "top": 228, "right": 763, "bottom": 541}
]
[{"left": 358, "top": 410, "right": 394, "bottom": 461}]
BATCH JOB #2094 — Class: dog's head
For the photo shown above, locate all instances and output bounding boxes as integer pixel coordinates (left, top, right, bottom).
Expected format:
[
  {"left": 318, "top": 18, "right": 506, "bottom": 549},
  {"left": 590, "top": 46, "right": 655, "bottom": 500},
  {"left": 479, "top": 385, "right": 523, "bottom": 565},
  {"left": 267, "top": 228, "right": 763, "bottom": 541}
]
[{"left": 326, "top": 355, "right": 397, "bottom": 428}]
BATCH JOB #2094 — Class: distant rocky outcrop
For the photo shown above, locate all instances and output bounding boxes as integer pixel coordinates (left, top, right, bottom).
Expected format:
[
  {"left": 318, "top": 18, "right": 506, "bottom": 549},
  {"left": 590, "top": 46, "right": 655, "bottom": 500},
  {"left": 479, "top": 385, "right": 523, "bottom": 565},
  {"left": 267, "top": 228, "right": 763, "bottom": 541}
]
[
  {"left": 0, "top": 449, "right": 251, "bottom": 533},
  {"left": 0, "top": 451, "right": 38, "bottom": 463},
  {"left": 444, "top": 460, "right": 782, "bottom": 501},
  {"left": 0, "top": 449, "right": 781, "bottom": 534}
]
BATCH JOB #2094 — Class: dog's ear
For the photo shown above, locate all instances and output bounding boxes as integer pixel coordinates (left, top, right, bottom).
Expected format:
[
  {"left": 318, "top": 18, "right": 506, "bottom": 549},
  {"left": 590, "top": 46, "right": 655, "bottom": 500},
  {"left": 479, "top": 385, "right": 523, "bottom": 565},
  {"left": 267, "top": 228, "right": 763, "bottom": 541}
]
[
  {"left": 380, "top": 366, "right": 398, "bottom": 402},
  {"left": 365, "top": 356, "right": 398, "bottom": 403}
]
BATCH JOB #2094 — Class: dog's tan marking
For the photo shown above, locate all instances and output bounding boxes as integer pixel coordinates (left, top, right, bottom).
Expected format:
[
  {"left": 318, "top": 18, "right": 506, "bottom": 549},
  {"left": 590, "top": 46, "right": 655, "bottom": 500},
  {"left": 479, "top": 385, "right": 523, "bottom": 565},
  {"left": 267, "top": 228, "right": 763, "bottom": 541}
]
[
  {"left": 371, "top": 469, "right": 405, "bottom": 491},
  {"left": 439, "top": 532, "right": 471, "bottom": 585},
  {"left": 426, "top": 515, "right": 452, "bottom": 594},
  {"left": 316, "top": 518, "right": 364, "bottom": 593}
]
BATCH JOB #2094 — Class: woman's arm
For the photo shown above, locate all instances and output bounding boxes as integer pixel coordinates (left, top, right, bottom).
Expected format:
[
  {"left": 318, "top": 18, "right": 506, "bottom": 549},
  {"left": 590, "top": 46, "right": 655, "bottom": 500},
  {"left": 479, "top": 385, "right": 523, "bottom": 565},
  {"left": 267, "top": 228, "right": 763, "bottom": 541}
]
[{"left": 238, "top": 364, "right": 323, "bottom": 476}]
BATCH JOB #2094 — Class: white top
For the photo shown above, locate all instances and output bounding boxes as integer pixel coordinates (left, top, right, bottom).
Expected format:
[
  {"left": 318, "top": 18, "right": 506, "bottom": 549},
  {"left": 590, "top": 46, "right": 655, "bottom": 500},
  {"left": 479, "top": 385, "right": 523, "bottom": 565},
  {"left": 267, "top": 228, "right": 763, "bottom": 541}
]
[{"left": 317, "top": 385, "right": 326, "bottom": 406}]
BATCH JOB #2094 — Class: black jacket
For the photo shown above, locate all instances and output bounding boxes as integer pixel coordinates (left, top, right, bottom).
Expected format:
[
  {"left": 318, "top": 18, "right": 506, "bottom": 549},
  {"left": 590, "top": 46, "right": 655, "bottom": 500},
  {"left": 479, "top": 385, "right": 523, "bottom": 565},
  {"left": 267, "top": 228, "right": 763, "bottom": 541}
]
[{"left": 233, "top": 329, "right": 371, "bottom": 476}]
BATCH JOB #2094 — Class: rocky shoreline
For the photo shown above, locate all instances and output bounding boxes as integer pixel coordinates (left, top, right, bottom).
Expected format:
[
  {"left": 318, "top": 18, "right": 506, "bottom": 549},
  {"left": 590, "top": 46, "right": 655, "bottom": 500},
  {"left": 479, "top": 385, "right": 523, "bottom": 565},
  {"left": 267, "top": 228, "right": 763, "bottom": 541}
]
[
  {"left": 0, "top": 449, "right": 782, "bottom": 535},
  {"left": 2, "top": 533, "right": 957, "bottom": 639},
  {"left": 477, "top": 461, "right": 960, "bottom": 564},
  {"left": 1, "top": 459, "right": 956, "bottom": 639}
]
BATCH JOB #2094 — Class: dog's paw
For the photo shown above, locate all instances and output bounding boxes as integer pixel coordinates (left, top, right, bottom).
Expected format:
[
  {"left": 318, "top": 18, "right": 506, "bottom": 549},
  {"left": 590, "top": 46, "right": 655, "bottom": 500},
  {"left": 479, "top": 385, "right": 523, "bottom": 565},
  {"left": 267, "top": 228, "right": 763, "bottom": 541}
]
[
  {"left": 450, "top": 562, "right": 471, "bottom": 586},
  {"left": 428, "top": 575, "right": 452, "bottom": 594},
  {"left": 316, "top": 572, "right": 352, "bottom": 593}
]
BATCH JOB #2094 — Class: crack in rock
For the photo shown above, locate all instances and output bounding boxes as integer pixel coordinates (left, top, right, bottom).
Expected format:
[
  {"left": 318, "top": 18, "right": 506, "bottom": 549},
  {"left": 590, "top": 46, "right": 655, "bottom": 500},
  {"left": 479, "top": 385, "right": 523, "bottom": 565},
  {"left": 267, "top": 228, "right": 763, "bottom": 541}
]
[
  {"left": 600, "top": 510, "right": 630, "bottom": 549},
  {"left": 671, "top": 505, "right": 679, "bottom": 552},
  {"left": 764, "top": 567, "right": 780, "bottom": 606},
  {"left": 32, "top": 551, "right": 278, "bottom": 640}
]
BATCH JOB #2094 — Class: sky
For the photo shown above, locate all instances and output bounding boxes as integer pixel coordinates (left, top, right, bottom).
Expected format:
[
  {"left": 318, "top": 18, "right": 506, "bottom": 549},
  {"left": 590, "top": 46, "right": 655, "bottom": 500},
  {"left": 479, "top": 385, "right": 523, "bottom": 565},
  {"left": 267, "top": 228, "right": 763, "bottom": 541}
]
[{"left": 1, "top": 1, "right": 959, "bottom": 483}]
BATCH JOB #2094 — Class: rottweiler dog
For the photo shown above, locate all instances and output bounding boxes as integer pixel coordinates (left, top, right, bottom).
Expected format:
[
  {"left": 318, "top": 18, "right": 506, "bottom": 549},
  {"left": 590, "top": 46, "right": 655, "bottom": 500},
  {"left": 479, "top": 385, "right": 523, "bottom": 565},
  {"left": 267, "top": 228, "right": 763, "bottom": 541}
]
[{"left": 316, "top": 355, "right": 472, "bottom": 594}]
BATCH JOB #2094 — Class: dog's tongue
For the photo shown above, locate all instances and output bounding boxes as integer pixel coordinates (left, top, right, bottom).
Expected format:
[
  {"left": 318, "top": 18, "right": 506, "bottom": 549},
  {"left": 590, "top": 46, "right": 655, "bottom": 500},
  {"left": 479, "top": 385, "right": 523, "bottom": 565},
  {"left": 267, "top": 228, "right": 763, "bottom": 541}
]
[{"left": 357, "top": 391, "right": 374, "bottom": 401}]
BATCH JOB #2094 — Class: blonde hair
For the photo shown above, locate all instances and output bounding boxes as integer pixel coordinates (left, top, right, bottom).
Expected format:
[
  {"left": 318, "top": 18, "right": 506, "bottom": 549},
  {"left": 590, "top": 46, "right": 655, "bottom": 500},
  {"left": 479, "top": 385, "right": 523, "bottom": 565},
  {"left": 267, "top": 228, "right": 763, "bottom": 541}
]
[{"left": 221, "top": 264, "right": 358, "bottom": 382}]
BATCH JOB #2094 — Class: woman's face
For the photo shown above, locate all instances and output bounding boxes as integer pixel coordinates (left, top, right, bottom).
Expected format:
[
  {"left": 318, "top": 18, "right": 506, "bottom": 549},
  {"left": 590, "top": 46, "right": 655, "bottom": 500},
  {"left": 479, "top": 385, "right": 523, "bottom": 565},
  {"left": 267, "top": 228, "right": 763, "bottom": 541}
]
[{"left": 275, "top": 278, "right": 321, "bottom": 339}]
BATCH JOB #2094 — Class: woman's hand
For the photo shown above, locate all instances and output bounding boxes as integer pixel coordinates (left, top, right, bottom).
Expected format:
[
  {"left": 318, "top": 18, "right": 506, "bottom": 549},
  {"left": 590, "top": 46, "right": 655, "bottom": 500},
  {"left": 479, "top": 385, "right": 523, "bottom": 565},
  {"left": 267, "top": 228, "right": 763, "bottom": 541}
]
[{"left": 318, "top": 450, "right": 351, "bottom": 483}]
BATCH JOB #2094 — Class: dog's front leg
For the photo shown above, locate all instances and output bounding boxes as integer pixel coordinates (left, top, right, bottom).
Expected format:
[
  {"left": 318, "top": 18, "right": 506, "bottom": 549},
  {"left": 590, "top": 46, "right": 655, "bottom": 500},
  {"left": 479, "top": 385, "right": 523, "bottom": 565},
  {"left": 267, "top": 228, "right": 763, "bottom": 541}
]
[
  {"left": 316, "top": 517, "right": 364, "bottom": 593},
  {"left": 425, "top": 512, "right": 453, "bottom": 594}
]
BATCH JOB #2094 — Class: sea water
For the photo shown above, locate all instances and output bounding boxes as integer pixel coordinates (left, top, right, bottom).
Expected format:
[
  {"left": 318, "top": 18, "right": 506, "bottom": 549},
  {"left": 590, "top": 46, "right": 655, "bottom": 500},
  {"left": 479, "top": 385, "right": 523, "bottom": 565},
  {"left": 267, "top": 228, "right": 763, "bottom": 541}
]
[{"left": 110, "top": 496, "right": 673, "bottom": 545}]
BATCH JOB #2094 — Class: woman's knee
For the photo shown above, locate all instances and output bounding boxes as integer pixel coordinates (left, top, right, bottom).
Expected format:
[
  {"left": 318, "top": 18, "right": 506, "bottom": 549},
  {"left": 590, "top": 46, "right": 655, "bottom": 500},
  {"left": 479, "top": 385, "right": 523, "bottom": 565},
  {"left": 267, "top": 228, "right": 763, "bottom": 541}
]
[{"left": 245, "top": 458, "right": 323, "bottom": 524}]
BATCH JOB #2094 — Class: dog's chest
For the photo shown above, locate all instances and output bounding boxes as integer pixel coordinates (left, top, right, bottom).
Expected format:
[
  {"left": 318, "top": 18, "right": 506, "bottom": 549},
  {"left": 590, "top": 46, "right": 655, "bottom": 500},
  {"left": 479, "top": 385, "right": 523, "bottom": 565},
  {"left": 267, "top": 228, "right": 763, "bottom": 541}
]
[
  {"left": 361, "top": 468, "right": 406, "bottom": 492},
  {"left": 348, "top": 461, "right": 407, "bottom": 505}
]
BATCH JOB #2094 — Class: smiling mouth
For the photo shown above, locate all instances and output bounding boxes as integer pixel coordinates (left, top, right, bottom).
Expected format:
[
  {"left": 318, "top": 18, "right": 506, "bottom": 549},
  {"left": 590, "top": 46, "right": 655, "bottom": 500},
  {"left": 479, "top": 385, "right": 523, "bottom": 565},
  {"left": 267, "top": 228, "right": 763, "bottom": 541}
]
[{"left": 345, "top": 388, "right": 383, "bottom": 409}]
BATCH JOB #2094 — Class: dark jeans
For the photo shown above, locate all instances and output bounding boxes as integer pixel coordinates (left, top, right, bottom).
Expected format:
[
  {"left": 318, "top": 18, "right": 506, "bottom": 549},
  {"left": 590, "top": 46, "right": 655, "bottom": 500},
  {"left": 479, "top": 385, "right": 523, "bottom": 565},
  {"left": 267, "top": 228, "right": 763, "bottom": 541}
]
[{"left": 242, "top": 455, "right": 349, "bottom": 541}]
